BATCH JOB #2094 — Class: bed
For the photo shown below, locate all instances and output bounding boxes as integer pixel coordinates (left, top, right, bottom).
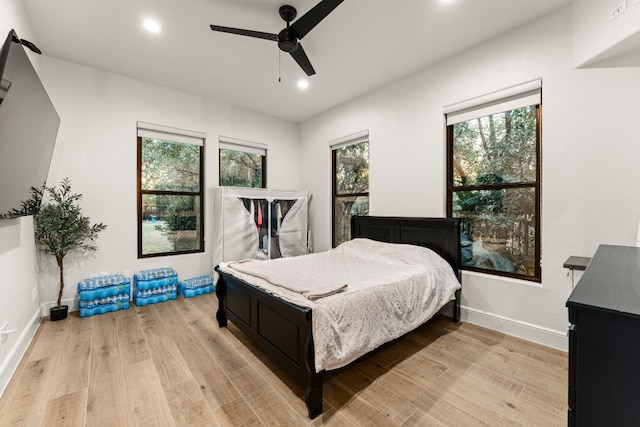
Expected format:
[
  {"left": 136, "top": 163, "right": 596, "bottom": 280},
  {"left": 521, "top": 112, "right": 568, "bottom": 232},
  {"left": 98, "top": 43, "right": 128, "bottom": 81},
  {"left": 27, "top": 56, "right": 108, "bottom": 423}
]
[{"left": 214, "top": 216, "right": 461, "bottom": 419}]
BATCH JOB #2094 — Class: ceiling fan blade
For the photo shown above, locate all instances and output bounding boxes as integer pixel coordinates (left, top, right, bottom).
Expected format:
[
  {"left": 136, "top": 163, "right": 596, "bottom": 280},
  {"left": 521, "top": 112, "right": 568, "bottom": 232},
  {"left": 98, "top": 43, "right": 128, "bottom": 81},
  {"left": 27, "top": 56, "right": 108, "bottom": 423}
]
[
  {"left": 290, "top": 0, "right": 344, "bottom": 39},
  {"left": 290, "top": 43, "right": 316, "bottom": 76},
  {"left": 210, "top": 25, "right": 278, "bottom": 41}
]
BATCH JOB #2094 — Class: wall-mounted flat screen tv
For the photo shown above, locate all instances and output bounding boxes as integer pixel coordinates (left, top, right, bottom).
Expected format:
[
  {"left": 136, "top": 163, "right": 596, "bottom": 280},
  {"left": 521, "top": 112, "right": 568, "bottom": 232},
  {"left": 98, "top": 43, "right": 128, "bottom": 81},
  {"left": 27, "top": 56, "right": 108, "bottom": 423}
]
[{"left": 0, "top": 29, "right": 59, "bottom": 219}]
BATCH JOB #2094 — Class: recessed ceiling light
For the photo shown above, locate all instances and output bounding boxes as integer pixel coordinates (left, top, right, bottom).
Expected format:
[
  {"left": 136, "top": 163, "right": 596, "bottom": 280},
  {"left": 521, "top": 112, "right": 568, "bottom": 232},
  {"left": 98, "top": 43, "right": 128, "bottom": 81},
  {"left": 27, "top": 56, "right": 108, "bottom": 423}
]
[
  {"left": 143, "top": 18, "right": 161, "bottom": 33},
  {"left": 297, "top": 79, "right": 309, "bottom": 90}
]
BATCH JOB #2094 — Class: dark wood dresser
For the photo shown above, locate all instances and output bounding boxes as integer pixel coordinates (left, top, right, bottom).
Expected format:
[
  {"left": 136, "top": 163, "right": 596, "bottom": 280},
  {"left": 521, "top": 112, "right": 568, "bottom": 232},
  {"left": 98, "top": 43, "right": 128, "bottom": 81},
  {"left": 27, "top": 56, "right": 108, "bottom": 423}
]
[{"left": 566, "top": 244, "right": 640, "bottom": 426}]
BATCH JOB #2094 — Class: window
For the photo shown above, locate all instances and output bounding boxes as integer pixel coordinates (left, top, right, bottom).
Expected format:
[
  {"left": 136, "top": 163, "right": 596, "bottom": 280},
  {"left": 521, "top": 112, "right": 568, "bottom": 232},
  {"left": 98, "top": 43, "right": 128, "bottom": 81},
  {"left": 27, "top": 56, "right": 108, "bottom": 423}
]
[
  {"left": 445, "top": 80, "right": 541, "bottom": 281},
  {"left": 137, "top": 122, "right": 204, "bottom": 257},
  {"left": 331, "top": 131, "right": 369, "bottom": 247},
  {"left": 219, "top": 136, "right": 266, "bottom": 188}
]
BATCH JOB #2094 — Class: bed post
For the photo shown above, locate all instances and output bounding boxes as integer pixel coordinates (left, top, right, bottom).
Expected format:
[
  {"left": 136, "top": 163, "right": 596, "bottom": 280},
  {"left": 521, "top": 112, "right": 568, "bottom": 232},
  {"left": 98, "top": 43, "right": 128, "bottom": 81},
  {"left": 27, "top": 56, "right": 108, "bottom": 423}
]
[
  {"left": 303, "top": 332, "right": 323, "bottom": 419},
  {"left": 453, "top": 288, "right": 461, "bottom": 322},
  {"left": 214, "top": 267, "right": 228, "bottom": 327}
]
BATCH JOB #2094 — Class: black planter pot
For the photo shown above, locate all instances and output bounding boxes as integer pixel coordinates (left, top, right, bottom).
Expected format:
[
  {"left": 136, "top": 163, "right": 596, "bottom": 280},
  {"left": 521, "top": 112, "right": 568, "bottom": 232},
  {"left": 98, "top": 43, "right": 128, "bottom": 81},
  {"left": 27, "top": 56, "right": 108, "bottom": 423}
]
[{"left": 50, "top": 305, "right": 68, "bottom": 321}]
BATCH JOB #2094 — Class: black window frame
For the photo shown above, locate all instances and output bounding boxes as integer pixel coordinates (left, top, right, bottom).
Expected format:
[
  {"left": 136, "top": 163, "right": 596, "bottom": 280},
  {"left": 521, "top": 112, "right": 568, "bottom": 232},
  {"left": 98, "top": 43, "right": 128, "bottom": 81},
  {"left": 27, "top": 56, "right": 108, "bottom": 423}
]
[
  {"left": 218, "top": 139, "right": 268, "bottom": 188},
  {"left": 331, "top": 138, "right": 369, "bottom": 248},
  {"left": 218, "top": 147, "right": 267, "bottom": 188},
  {"left": 137, "top": 134, "right": 205, "bottom": 258},
  {"left": 446, "top": 102, "right": 542, "bottom": 282}
]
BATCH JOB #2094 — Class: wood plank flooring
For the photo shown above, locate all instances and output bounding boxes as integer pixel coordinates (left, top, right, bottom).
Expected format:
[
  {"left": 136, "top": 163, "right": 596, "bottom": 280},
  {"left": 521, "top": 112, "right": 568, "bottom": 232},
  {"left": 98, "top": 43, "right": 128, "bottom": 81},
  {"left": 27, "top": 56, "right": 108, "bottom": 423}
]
[{"left": 0, "top": 293, "right": 568, "bottom": 426}]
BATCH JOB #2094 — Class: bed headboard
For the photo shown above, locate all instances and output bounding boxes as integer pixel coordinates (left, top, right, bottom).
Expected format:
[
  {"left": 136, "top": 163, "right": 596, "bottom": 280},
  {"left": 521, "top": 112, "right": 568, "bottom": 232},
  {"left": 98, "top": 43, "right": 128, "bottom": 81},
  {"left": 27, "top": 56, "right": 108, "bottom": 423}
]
[{"left": 351, "top": 216, "right": 461, "bottom": 277}]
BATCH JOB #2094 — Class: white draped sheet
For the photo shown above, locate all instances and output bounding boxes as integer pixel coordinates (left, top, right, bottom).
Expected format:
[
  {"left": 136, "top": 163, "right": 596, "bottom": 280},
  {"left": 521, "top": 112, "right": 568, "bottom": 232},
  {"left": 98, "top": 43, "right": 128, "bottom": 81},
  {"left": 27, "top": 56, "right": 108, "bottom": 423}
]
[{"left": 218, "top": 238, "right": 461, "bottom": 372}]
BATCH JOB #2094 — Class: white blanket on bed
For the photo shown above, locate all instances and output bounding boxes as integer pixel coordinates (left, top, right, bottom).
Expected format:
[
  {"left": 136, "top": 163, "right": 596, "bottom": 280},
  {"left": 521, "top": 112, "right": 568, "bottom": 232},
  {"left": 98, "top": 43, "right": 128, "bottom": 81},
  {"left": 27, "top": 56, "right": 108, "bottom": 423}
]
[
  {"left": 219, "top": 238, "right": 461, "bottom": 372},
  {"left": 226, "top": 256, "right": 350, "bottom": 300}
]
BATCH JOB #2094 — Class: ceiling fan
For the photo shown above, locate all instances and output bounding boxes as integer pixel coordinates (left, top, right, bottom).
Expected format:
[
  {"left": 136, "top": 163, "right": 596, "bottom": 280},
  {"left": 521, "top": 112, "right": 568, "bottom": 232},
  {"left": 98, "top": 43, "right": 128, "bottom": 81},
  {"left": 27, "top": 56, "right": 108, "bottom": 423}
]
[{"left": 210, "top": 0, "right": 344, "bottom": 76}]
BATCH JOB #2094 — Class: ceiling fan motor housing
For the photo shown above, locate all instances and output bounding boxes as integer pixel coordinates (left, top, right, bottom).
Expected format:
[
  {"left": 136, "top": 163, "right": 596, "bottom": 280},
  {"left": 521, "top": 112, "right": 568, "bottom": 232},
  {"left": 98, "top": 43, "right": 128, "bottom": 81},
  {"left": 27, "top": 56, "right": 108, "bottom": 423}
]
[{"left": 277, "top": 28, "right": 298, "bottom": 52}]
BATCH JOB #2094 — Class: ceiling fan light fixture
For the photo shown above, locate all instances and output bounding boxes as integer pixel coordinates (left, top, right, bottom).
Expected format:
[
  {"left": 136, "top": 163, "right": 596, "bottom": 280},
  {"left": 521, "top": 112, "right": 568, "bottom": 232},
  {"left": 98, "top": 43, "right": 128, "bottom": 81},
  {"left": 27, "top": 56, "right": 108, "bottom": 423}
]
[{"left": 297, "top": 79, "right": 309, "bottom": 90}]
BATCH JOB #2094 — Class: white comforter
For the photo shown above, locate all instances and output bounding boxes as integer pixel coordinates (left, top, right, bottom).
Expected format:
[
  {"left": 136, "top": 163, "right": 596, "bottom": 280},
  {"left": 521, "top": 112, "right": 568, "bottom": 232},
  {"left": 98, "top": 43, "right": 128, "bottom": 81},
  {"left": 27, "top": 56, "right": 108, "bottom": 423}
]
[{"left": 218, "top": 238, "right": 461, "bottom": 372}]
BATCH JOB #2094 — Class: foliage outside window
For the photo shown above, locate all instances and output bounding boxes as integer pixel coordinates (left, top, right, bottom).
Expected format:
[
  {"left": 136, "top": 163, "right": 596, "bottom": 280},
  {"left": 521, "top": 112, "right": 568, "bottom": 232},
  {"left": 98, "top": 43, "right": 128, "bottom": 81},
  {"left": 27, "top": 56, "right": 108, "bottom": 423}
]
[
  {"left": 447, "top": 104, "right": 541, "bottom": 281},
  {"left": 138, "top": 136, "right": 204, "bottom": 257},
  {"left": 219, "top": 144, "right": 266, "bottom": 188},
  {"left": 332, "top": 139, "right": 369, "bottom": 247}
]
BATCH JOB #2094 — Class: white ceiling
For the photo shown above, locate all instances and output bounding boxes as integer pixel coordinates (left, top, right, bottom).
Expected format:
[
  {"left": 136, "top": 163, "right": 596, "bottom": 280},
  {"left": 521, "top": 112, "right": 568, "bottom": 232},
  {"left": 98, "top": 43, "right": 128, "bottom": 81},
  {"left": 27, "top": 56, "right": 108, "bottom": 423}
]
[{"left": 21, "top": 0, "right": 570, "bottom": 123}]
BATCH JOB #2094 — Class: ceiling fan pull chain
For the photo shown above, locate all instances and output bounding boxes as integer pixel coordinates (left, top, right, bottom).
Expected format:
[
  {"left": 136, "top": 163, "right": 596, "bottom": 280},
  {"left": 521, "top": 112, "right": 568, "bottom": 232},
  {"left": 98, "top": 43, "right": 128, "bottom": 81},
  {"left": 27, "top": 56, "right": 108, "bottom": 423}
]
[{"left": 278, "top": 48, "right": 282, "bottom": 83}]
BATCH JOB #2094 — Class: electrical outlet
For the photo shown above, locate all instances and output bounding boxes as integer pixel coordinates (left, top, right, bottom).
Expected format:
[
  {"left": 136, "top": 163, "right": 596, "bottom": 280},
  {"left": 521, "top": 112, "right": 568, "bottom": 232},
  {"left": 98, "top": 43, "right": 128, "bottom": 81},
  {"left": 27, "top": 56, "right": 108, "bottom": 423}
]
[{"left": 611, "top": 2, "right": 627, "bottom": 19}]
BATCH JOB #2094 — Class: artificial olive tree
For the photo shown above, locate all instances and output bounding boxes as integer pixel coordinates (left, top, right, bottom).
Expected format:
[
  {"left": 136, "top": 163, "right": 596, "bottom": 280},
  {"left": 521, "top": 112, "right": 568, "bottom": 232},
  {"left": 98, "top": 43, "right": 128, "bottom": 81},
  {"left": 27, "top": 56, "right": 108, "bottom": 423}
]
[{"left": 34, "top": 178, "right": 106, "bottom": 316}]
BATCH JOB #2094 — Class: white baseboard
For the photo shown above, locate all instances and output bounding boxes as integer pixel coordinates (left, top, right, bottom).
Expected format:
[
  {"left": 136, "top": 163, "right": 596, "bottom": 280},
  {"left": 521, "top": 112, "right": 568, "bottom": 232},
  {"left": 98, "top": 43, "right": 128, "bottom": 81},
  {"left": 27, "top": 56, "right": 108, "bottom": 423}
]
[
  {"left": 0, "top": 308, "right": 42, "bottom": 398},
  {"left": 461, "top": 306, "right": 568, "bottom": 352}
]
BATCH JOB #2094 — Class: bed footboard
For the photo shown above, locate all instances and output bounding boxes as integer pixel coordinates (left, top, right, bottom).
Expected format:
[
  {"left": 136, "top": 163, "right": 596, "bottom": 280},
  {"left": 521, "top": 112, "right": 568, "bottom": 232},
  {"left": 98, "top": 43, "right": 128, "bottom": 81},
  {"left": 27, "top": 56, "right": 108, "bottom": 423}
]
[{"left": 215, "top": 266, "right": 323, "bottom": 418}]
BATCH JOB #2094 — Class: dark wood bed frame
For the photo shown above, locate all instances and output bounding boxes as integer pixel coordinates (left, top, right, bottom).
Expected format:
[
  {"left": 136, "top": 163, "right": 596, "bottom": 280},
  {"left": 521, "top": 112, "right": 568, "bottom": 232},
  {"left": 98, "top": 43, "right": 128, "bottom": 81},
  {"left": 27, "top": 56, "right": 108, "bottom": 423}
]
[{"left": 214, "top": 216, "right": 461, "bottom": 419}]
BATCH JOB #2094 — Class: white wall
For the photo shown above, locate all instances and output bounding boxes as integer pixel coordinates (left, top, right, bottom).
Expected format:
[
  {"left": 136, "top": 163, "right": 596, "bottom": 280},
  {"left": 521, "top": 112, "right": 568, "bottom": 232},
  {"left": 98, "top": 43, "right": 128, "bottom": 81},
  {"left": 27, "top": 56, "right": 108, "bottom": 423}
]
[
  {"left": 0, "top": 0, "right": 44, "bottom": 397},
  {"left": 573, "top": 0, "right": 640, "bottom": 67},
  {"left": 299, "top": 6, "right": 640, "bottom": 350},
  {"left": 37, "top": 56, "right": 300, "bottom": 311},
  {"left": 0, "top": 218, "right": 42, "bottom": 397}
]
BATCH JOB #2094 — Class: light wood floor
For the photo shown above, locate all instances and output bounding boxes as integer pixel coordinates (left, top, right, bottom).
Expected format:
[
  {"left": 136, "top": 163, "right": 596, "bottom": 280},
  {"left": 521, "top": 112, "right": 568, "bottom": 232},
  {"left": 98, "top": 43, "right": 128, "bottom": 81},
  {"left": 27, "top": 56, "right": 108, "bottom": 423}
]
[{"left": 0, "top": 292, "right": 568, "bottom": 426}]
